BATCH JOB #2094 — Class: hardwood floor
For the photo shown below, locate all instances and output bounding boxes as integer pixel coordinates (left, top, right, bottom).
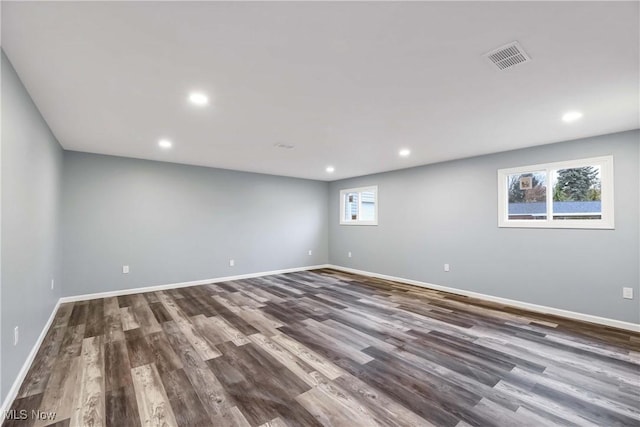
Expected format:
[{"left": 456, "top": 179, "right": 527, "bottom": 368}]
[{"left": 4, "top": 269, "right": 640, "bottom": 426}]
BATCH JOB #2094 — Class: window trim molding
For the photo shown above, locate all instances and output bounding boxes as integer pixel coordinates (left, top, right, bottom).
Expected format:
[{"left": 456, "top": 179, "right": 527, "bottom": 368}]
[
  {"left": 339, "top": 185, "right": 379, "bottom": 226},
  {"left": 497, "top": 155, "right": 614, "bottom": 229}
]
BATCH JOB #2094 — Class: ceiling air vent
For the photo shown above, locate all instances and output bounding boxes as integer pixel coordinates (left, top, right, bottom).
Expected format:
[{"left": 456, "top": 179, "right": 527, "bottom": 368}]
[{"left": 485, "top": 41, "right": 530, "bottom": 71}]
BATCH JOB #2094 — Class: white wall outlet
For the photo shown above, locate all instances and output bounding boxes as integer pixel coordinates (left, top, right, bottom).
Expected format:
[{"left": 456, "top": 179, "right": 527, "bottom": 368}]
[
  {"left": 51, "top": 279, "right": 55, "bottom": 290},
  {"left": 229, "top": 259, "right": 235, "bottom": 267},
  {"left": 14, "top": 326, "right": 19, "bottom": 346},
  {"left": 623, "top": 287, "right": 634, "bottom": 299},
  {"left": 122, "top": 265, "right": 130, "bottom": 274},
  {"left": 444, "top": 264, "right": 450, "bottom": 272},
  {"left": 308, "top": 250, "right": 313, "bottom": 256},
  {"left": 348, "top": 252, "right": 352, "bottom": 258}
]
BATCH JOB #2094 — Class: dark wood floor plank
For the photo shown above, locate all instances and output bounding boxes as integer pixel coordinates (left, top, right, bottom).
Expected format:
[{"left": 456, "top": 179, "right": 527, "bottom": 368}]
[
  {"left": 158, "top": 368, "right": 211, "bottom": 427},
  {"left": 105, "top": 340, "right": 133, "bottom": 392},
  {"left": 57, "top": 325, "right": 85, "bottom": 360},
  {"left": 344, "top": 358, "right": 463, "bottom": 426},
  {"left": 18, "top": 326, "right": 66, "bottom": 398},
  {"left": 145, "top": 331, "right": 184, "bottom": 375},
  {"left": 157, "top": 291, "right": 223, "bottom": 360},
  {"left": 84, "top": 298, "right": 105, "bottom": 338},
  {"left": 129, "top": 295, "right": 162, "bottom": 336},
  {"left": 105, "top": 385, "right": 141, "bottom": 427},
  {"left": 143, "top": 291, "right": 160, "bottom": 304},
  {"left": 148, "top": 301, "right": 173, "bottom": 323},
  {"left": 206, "top": 351, "right": 275, "bottom": 426},
  {"left": 124, "top": 328, "right": 154, "bottom": 368},
  {"left": 162, "top": 320, "right": 237, "bottom": 424},
  {"left": 209, "top": 341, "right": 314, "bottom": 426},
  {"left": 52, "top": 304, "right": 74, "bottom": 329},
  {"left": 333, "top": 373, "right": 433, "bottom": 427},
  {"left": 67, "top": 303, "right": 88, "bottom": 327},
  {"left": 247, "top": 333, "right": 319, "bottom": 387}
]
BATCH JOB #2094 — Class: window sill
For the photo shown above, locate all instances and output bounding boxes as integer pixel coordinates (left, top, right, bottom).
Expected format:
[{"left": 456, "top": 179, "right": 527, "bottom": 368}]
[{"left": 498, "top": 220, "right": 614, "bottom": 229}]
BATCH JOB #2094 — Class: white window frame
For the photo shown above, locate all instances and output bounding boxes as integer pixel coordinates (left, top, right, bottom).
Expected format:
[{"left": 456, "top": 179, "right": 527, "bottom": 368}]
[
  {"left": 497, "top": 155, "right": 614, "bottom": 229},
  {"left": 339, "top": 185, "right": 378, "bottom": 226}
]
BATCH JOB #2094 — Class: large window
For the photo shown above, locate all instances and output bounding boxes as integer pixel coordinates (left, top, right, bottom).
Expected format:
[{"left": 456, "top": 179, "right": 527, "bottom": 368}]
[
  {"left": 498, "top": 156, "right": 614, "bottom": 229},
  {"left": 340, "top": 186, "right": 378, "bottom": 225}
]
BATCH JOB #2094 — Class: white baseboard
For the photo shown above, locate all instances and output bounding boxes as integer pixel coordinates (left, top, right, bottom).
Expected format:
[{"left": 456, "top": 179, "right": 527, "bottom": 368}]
[
  {"left": 327, "top": 264, "right": 640, "bottom": 333},
  {"left": 59, "top": 264, "right": 332, "bottom": 303},
  {"left": 0, "top": 299, "right": 62, "bottom": 424}
]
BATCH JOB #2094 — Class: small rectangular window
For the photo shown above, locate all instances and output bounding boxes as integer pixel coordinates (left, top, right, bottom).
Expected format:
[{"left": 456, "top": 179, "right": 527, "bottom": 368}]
[
  {"left": 340, "top": 186, "right": 378, "bottom": 225},
  {"left": 498, "top": 156, "right": 613, "bottom": 229}
]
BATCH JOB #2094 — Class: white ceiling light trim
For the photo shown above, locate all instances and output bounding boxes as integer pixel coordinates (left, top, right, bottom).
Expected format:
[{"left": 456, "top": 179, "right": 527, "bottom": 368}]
[
  {"left": 188, "top": 92, "right": 209, "bottom": 106},
  {"left": 158, "top": 139, "right": 173, "bottom": 149},
  {"left": 562, "top": 111, "right": 583, "bottom": 123}
]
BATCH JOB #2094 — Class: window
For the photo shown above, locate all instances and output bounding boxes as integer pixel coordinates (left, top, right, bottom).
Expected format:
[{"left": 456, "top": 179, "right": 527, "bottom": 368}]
[
  {"left": 340, "top": 186, "right": 378, "bottom": 225},
  {"left": 498, "top": 156, "right": 614, "bottom": 229}
]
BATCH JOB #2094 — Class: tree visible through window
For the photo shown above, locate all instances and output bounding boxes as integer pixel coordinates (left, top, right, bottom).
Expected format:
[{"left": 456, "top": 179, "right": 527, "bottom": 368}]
[
  {"left": 498, "top": 156, "right": 613, "bottom": 229},
  {"left": 552, "top": 166, "right": 602, "bottom": 220},
  {"left": 507, "top": 172, "right": 547, "bottom": 220}
]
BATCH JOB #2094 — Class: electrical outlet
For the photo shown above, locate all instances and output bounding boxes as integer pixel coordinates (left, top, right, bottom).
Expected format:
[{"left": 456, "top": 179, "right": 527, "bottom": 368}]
[
  {"left": 229, "top": 259, "right": 235, "bottom": 267},
  {"left": 308, "top": 250, "right": 313, "bottom": 256},
  {"left": 444, "top": 264, "right": 450, "bottom": 272},
  {"left": 14, "top": 326, "right": 19, "bottom": 346},
  {"left": 623, "top": 287, "right": 634, "bottom": 299},
  {"left": 51, "top": 279, "right": 55, "bottom": 290},
  {"left": 122, "top": 265, "right": 130, "bottom": 274},
  {"left": 348, "top": 252, "right": 352, "bottom": 258}
]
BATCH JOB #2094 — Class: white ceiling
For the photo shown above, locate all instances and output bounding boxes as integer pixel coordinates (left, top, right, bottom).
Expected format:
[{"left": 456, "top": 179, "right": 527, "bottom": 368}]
[{"left": 2, "top": 1, "right": 638, "bottom": 181}]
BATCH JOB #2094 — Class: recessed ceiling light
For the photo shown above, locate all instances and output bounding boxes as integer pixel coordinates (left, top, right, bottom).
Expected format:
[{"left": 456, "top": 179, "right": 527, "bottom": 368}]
[
  {"left": 399, "top": 149, "right": 411, "bottom": 157},
  {"left": 326, "top": 166, "right": 335, "bottom": 173},
  {"left": 562, "top": 111, "right": 583, "bottom": 123},
  {"left": 188, "top": 92, "right": 209, "bottom": 106},
  {"left": 158, "top": 139, "right": 172, "bottom": 149}
]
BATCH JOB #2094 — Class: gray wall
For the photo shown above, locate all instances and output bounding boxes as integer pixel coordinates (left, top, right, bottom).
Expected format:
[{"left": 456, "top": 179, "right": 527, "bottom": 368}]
[
  {"left": 329, "top": 130, "right": 640, "bottom": 324},
  {"left": 61, "top": 152, "right": 329, "bottom": 297},
  {"left": 1, "top": 52, "right": 64, "bottom": 401}
]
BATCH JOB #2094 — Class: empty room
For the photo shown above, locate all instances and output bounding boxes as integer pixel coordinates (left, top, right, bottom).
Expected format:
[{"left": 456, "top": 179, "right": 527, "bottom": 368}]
[{"left": 1, "top": 1, "right": 639, "bottom": 426}]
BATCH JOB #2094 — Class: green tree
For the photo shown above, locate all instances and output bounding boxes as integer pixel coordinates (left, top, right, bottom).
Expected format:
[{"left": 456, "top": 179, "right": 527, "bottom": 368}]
[
  {"left": 587, "top": 181, "right": 601, "bottom": 201},
  {"left": 553, "top": 184, "right": 568, "bottom": 201},
  {"left": 553, "top": 167, "right": 599, "bottom": 201}
]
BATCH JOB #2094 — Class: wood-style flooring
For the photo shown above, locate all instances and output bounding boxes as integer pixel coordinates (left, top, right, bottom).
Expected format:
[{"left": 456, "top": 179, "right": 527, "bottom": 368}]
[{"left": 4, "top": 269, "right": 640, "bottom": 426}]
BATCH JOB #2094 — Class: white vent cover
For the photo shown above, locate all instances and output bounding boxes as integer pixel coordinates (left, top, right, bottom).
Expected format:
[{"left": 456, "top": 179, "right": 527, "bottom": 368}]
[{"left": 485, "top": 41, "right": 530, "bottom": 71}]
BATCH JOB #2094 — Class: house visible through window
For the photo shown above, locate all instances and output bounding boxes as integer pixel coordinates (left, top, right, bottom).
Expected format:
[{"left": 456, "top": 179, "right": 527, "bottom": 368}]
[
  {"left": 498, "top": 156, "right": 613, "bottom": 229},
  {"left": 340, "top": 186, "right": 378, "bottom": 225}
]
